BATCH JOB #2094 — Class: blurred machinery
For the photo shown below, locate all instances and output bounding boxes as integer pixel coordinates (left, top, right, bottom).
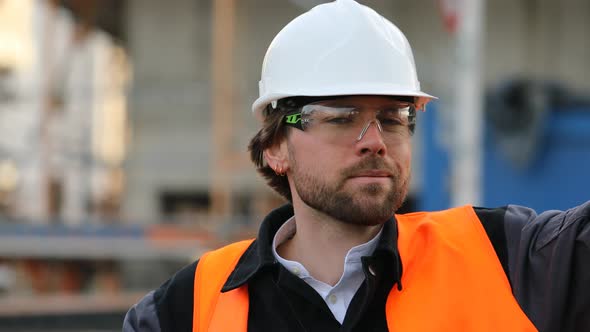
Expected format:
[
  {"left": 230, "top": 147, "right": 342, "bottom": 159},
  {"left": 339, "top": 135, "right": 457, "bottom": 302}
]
[{"left": 420, "top": 80, "right": 590, "bottom": 212}]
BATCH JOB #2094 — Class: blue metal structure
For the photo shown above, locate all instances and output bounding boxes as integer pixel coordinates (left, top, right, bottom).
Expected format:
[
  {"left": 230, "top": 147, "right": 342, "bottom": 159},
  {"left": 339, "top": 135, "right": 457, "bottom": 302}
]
[{"left": 419, "top": 102, "right": 590, "bottom": 212}]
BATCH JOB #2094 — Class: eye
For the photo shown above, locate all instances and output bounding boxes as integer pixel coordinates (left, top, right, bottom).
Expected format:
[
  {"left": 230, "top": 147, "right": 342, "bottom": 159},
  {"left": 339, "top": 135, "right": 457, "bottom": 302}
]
[
  {"left": 380, "top": 118, "right": 404, "bottom": 126},
  {"left": 310, "top": 107, "right": 358, "bottom": 126},
  {"left": 378, "top": 109, "right": 407, "bottom": 127},
  {"left": 324, "top": 115, "right": 353, "bottom": 124}
]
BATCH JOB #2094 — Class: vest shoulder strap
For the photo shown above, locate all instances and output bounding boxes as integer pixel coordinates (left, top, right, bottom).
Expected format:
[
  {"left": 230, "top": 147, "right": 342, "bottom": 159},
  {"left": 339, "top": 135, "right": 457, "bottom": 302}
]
[
  {"left": 192, "top": 239, "right": 253, "bottom": 332},
  {"left": 390, "top": 206, "right": 537, "bottom": 331}
]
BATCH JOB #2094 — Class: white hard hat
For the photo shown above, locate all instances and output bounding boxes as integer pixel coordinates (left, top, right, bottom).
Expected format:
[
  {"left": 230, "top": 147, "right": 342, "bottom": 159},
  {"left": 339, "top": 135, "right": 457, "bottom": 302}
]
[{"left": 252, "top": 0, "right": 436, "bottom": 118}]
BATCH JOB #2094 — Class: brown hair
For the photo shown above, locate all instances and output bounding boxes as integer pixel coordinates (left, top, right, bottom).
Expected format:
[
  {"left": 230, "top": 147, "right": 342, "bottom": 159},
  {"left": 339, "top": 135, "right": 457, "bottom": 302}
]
[{"left": 248, "top": 102, "right": 294, "bottom": 202}]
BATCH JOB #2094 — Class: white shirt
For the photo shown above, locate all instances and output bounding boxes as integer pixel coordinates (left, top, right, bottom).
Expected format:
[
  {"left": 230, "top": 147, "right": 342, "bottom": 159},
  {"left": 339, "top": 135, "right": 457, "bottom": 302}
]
[{"left": 272, "top": 217, "right": 382, "bottom": 324}]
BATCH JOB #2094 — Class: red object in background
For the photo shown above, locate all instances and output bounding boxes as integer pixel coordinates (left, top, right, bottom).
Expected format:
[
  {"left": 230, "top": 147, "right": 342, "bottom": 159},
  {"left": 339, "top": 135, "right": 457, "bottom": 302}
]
[
  {"left": 437, "top": 0, "right": 460, "bottom": 34},
  {"left": 22, "top": 260, "right": 52, "bottom": 293}
]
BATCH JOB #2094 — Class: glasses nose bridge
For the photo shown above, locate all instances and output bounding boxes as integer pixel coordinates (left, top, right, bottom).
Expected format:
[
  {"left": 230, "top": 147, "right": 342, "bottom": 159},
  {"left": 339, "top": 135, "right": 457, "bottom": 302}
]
[{"left": 356, "top": 118, "right": 383, "bottom": 141}]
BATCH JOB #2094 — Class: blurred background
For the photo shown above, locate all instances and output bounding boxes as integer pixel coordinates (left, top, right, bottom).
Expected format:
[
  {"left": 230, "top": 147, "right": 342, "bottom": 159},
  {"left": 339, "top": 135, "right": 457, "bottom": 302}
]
[{"left": 0, "top": 0, "right": 588, "bottom": 330}]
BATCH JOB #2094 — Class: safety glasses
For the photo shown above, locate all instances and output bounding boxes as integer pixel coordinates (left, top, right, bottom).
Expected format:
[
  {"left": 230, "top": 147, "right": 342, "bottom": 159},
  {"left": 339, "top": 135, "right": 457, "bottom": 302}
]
[{"left": 283, "top": 98, "right": 416, "bottom": 144}]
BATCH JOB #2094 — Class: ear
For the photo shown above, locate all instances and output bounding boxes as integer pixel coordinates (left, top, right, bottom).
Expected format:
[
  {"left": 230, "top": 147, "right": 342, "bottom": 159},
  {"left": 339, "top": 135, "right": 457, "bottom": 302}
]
[{"left": 263, "top": 140, "right": 289, "bottom": 173}]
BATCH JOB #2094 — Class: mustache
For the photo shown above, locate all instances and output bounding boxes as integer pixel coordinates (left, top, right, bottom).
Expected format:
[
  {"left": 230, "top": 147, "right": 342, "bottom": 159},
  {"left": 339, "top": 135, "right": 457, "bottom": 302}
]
[{"left": 341, "top": 157, "right": 395, "bottom": 178}]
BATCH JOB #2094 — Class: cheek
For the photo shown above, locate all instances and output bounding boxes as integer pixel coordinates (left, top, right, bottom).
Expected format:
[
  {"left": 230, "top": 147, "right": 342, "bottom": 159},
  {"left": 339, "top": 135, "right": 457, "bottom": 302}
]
[
  {"left": 288, "top": 136, "right": 340, "bottom": 179},
  {"left": 294, "top": 145, "right": 337, "bottom": 173},
  {"left": 288, "top": 133, "right": 324, "bottom": 169},
  {"left": 392, "top": 141, "right": 412, "bottom": 173}
]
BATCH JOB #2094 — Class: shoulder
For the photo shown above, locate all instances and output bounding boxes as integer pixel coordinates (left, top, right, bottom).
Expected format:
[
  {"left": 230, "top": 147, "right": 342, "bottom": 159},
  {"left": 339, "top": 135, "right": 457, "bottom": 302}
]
[
  {"left": 122, "top": 239, "right": 256, "bottom": 332},
  {"left": 123, "top": 290, "right": 159, "bottom": 332},
  {"left": 475, "top": 201, "right": 590, "bottom": 247},
  {"left": 123, "top": 260, "right": 199, "bottom": 332},
  {"left": 499, "top": 201, "right": 590, "bottom": 331},
  {"left": 154, "top": 260, "right": 199, "bottom": 331}
]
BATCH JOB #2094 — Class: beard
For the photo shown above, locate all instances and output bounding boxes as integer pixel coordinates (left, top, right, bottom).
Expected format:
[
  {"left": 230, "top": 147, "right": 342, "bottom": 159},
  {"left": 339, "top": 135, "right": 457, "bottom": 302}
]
[{"left": 289, "top": 152, "right": 409, "bottom": 226}]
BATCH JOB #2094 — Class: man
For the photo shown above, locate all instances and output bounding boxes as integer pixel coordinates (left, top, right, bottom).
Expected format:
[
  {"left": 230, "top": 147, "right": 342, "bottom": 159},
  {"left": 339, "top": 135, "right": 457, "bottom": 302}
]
[{"left": 124, "top": 1, "right": 589, "bottom": 331}]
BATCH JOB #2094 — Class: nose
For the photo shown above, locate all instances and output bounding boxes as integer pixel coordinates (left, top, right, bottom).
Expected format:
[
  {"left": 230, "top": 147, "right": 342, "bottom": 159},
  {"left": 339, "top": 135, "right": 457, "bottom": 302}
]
[{"left": 355, "top": 120, "right": 387, "bottom": 156}]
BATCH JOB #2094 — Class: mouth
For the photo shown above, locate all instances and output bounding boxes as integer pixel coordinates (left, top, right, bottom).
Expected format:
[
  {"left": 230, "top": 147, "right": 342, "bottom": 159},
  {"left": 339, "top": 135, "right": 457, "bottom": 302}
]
[
  {"left": 346, "top": 172, "right": 392, "bottom": 190},
  {"left": 349, "top": 170, "right": 393, "bottom": 178}
]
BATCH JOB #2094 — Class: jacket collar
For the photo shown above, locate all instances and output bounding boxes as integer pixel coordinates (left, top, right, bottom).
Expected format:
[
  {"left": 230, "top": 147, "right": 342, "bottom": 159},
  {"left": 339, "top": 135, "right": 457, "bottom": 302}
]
[{"left": 222, "top": 203, "right": 403, "bottom": 292}]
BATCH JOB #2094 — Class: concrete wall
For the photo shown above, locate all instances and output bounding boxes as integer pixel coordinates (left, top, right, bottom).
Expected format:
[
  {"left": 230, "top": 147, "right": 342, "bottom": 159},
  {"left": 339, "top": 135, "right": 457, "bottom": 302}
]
[{"left": 123, "top": 0, "right": 212, "bottom": 221}]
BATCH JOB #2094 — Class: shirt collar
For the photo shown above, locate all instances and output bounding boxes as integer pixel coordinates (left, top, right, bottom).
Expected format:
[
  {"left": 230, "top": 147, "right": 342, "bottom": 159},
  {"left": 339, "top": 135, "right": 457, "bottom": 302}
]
[
  {"left": 272, "top": 216, "right": 297, "bottom": 254},
  {"left": 272, "top": 217, "right": 383, "bottom": 271},
  {"left": 222, "top": 203, "right": 403, "bottom": 292}
]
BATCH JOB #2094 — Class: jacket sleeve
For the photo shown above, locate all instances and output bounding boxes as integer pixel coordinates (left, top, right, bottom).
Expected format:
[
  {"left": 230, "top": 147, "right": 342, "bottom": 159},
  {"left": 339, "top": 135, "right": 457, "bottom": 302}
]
[
  {"left": 123, "top": 260, "right": 199, "bottom": 332},
  {"left": 477, "top": 201, "right": 590, "bottom": 332},
  {"left": 123, "top": 291, "right": 161, "bottom": 332}
]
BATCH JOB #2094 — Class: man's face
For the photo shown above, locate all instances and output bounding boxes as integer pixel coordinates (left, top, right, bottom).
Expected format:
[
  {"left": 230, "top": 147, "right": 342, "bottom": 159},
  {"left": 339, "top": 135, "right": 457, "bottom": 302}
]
[{"left": 284, "top": 95, "right": 413, "bottom": 226}]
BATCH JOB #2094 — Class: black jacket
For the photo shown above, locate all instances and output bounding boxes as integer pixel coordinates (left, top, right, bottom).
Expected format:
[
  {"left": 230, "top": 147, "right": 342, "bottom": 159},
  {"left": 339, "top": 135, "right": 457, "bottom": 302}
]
[{"left": 123, "top": 202, "right": 590, "bottom": 332}]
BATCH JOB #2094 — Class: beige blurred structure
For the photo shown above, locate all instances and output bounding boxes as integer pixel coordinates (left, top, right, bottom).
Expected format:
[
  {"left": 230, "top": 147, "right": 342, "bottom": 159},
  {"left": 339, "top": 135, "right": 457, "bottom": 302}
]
[
  {"left": 0, "top": 0, "right": 134, "bottom": 327},
  {"left": 0, "top": 0, "right": 130, "bottom": 223}
]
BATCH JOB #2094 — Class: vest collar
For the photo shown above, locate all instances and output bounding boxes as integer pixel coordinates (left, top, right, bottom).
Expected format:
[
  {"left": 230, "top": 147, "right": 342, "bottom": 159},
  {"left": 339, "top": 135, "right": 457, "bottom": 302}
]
[{"left": 221, "top": 203, "right": 403, "bottom": 292}]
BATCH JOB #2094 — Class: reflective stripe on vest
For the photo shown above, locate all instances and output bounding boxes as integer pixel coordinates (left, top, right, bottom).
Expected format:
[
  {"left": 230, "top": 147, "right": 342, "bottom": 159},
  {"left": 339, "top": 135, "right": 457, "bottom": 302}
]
[{"left": 193, "top": 206, "right": 537, "bottom": 332}]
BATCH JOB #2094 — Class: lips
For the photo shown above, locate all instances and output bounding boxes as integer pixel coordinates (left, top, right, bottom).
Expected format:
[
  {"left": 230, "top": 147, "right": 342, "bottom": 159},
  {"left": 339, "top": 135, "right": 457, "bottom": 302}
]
[{"left": 349, "top": 170, "right": 392, "bottom": 178}]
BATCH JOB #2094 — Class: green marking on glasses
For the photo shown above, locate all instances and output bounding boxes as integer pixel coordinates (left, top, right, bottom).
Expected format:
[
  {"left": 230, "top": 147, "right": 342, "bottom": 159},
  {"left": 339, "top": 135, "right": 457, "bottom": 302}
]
[{"left": 285, "top": 114, "right": 302, "bottom": 124}]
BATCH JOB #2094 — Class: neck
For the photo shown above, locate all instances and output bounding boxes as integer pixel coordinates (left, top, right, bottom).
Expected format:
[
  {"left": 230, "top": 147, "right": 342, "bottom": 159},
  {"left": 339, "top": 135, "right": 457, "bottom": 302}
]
[{"left": 277, "top": 200, "right": 382, "bottom": 286}]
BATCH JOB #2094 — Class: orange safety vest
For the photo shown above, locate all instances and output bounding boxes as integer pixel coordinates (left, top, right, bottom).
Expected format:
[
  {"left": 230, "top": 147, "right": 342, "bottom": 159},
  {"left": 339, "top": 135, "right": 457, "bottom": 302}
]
[{"left": 192, "top": 206, "right": 538, "bottom": 332}]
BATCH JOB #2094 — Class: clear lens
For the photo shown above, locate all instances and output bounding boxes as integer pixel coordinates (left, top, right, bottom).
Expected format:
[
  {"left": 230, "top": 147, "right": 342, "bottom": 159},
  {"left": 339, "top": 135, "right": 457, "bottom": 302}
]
[{"left": 299, "top": 101, "right": 414, "bottom": 144}]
